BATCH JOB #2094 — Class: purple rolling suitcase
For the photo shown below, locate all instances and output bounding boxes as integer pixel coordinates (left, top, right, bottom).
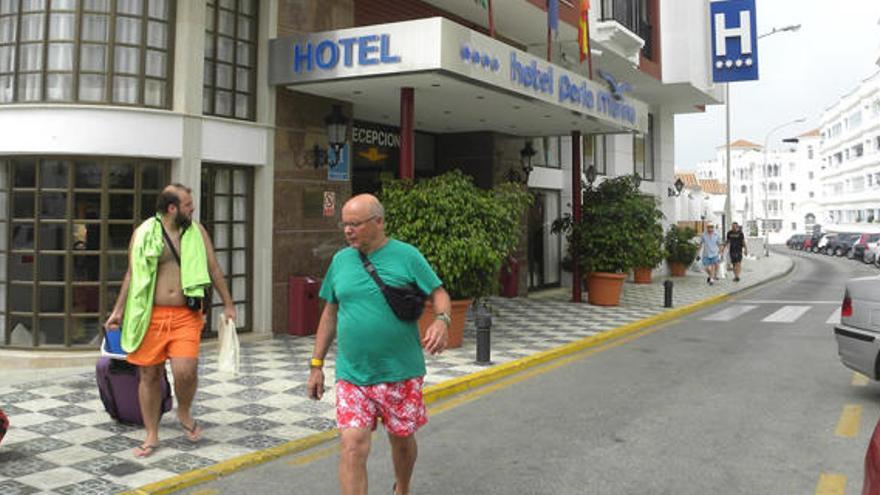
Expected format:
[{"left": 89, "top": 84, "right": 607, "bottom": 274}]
[{"left": 96, "top": 357, "right": 173, "bottom": 425}]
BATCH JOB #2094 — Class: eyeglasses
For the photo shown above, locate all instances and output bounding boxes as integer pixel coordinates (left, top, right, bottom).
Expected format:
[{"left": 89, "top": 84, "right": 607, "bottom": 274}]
[{"left": 339, "top": 215, "right": 377, "bottom": 229}]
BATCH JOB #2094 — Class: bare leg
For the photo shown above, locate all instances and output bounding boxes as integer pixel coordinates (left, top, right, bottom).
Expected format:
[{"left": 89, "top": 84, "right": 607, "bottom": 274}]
[
  {"left": 170, "top": 357, "right": 200, "bottom": 440},
  {"left": 388, "top": 432, "right": 418, "bottom": 495},
  {"left": 734, "top": 262, "right": 742, "bottom": 279},
  {"left": 137, "top": 364, "right": 165, "bottom": 452},
  {"left": 339, "top": 428, "right": 372, "bottom": 495}
]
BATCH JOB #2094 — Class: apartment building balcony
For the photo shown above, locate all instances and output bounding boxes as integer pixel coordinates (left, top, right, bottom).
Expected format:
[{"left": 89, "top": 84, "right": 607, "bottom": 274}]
[{"left": 594, "top": 0, "right": 647, "bottom": 65}]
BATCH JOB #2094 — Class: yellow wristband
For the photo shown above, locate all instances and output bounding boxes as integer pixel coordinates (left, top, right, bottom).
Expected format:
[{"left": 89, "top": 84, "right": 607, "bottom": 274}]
[{"left": 310, "top": 358, "right": 324, "bottom": 368}]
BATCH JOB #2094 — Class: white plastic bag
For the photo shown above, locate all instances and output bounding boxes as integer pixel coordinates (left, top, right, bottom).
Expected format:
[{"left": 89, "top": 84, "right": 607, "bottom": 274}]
[
  {"left": 717, "top": 260, "right": 726, "bottom": 279},
  {"left": 217, "top": 316, "right": 240, "bottom": 375}
]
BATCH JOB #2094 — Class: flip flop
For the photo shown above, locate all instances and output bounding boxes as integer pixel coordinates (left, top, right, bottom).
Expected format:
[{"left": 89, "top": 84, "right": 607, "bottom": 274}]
[
  {"left": 133, "top": 444, "right": 158, "bottom": 458},
  {"left": 180, "top": 419, "right": 202, "bottom": 442}
]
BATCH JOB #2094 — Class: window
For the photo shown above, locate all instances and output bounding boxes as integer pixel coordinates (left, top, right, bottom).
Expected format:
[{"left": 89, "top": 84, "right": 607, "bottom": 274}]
[
  {"left": 854, "top": 143, "right": 864, "bottom": 158},
  {"left": 2, "top": 157, "right": 168, "bottom": 348},
  {"left": 807, "top": 146, "right": 814, "bottom": 159},
  {"left": 632, "top": 113, "right": 654, "bottom": 181},
  {"left": 740, "top": 185, "right": 746, "bottom": 193},
  {"left": 200, "top": 163, "right": 252, "bottom": 334},
  {"left": 540, "top": 136, "right": 560, "bottom": 169},
  {"left": 808, "top": 171, "right": 814, "bottom": 179},
  {"left": 591, "top": 134, "right": 607, "bottom": 176},
  {"left": 791, "top": 222, "right": 796, "bottom": 231},
  {"left": 204, "top": 0, "right": 257, "bottom": 120},
  {"left": 809, "top": 191, "right": 814, "bottom": 198},
  {"left": 790, "top": 183, "right": 796, "bottom": 192},
  {"left": 0, "top": 0, "right": 173, "bottom": 106}
]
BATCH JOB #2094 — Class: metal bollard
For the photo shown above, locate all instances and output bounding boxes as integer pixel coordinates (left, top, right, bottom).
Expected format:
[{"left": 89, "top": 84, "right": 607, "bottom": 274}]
[
  {"left": 663, "top": 280, "right": 673, "bottom": 308},
  {"left": 475, "top": 301, "right": 492, "bottom": 365}
]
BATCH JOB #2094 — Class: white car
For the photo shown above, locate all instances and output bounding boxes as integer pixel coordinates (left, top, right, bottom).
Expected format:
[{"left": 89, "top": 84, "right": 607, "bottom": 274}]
[
  {"left": 866, "top": 240, "right": 880, "bottom": 264},
  {"left": 835, "top": 277, "right": 880, "bottom": 379},
  {"left": 815, "top": 233, "right": 834, "bottom": 253}
]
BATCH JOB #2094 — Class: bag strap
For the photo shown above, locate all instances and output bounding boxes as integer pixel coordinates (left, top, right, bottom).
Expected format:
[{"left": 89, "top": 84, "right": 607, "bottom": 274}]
[
  {"left": 358, "top": 251, "right": 388, "bottom": 293},
  {"left": 159, "top": 222, "right": 182, "bottom": 266}
]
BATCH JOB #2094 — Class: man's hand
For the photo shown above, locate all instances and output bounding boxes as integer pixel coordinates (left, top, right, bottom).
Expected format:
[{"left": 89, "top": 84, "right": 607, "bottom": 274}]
[
  {"left": 223, "top": 304, "right": 237, "bottom": 325},
  {"left": 422, "top": 320, "right": 449, "bottom": 355},
  {"left": 307, "top": 368, "right": 325, "bottom": 400},
  {"left": 104, "top": 311, "right": 122, "bottom": 330}
]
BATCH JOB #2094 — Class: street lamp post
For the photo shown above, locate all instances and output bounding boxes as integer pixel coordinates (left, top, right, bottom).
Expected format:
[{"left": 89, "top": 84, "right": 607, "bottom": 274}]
[
  {"left": 760, "top": 117, "right": 806, "bottom": 256},
  {"left": 724, "top": 24, "right": 801, "bottom": 244}
]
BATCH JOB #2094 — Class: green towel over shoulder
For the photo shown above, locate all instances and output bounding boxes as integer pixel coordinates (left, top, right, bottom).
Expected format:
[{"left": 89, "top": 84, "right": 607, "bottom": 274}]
[{"left": 121, "top": 214, "right": 211, "bottom": 353}]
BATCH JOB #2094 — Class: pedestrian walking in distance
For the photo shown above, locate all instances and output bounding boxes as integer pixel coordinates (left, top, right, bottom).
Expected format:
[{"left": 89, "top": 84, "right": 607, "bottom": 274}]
[
  {"left": 307, "top": 194, "right": 452, "bottom": 495},
  {"left": 724, "top": 222, "right": 748, "bottom": 282},
  {"left": 699, "top": 224, "right": 722, "bottom": 285},
  {"left": 105, "top": 183, "right": 236, "bottom": 458}
]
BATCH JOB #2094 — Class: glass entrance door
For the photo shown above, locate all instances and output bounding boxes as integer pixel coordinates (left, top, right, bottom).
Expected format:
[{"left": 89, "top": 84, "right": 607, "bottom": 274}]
[{"left": 527, "top": 189, "right": 561, "bottom": 290}]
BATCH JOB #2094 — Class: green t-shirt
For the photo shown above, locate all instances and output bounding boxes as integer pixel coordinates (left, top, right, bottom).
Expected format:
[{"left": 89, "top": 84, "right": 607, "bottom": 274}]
[{"left": 319, "top": 239, "right": 443, "bottom": 386}]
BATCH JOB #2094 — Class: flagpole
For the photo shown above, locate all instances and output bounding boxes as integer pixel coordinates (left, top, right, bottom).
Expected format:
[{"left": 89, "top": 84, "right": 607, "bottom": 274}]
[
  {"left": 585, "top": 8, "right": 593, "bottom": 79},
  {"left": 488, "top": 0, "right": 495, "bottom": 38}
]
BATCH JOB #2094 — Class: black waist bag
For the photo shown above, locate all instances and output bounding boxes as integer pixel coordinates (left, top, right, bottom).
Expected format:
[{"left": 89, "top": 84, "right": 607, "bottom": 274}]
[{"left": 359, "top": 251, "right": 426, "bottom": 321}]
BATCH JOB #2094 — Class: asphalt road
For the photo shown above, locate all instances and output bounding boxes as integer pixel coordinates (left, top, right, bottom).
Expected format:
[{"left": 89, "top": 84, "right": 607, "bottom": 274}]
[{"left": 181, "top": 249, "right": 880, "bottom": 494}]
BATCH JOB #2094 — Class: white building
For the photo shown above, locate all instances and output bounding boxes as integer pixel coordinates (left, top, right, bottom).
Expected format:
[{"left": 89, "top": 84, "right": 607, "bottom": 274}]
[
  {"left": 0, "top": 0, "right": 721, "bottom": 352},
  {"left": 818, "top": 70, "right": 880, "bottom": 233},
  {"left": 689, "top": 136, "right": 823, "bottom": 243}
]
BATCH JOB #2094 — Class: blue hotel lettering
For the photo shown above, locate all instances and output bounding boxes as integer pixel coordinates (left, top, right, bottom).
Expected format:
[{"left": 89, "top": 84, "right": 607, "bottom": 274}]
[
  {"left": 510, "top": 53, "right": 553, "bottom": 95},
  {"left": 294, "top": 34, "right": 401, "bottom": 72}
]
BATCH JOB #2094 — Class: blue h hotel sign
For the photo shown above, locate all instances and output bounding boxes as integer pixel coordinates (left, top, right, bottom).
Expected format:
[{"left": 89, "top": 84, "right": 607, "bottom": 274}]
[{"left": 710, "top": 0, "right": 759, "bottom": 83}]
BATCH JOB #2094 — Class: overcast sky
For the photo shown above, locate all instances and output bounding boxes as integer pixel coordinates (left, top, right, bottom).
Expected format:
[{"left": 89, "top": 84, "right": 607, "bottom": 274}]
[{"left": 674, "top": 0, "right": 880, "bottom": 170}]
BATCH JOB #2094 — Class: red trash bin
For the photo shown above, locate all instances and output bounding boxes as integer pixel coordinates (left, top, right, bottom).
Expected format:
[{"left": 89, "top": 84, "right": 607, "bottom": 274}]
[
  {"left": 498, "top": 256, "right": 519, "bottom": 298},
  {"left": 288, "top": 276, "right": 321, "bottom": 336}
]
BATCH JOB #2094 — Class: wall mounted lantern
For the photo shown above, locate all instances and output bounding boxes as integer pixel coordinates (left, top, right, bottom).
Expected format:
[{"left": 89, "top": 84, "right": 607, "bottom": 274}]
[
  {"left": 312, "top": 104, "right": 349, "bottom": 168},
  {"left": 667, "top": 177, "right": 685, "bottom": 197}
]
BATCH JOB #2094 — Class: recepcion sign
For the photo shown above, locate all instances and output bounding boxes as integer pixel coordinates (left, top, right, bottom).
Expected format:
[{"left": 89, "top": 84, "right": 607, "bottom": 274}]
[{"left": 710, "top": 0, "right": 759, "bottom": 83}]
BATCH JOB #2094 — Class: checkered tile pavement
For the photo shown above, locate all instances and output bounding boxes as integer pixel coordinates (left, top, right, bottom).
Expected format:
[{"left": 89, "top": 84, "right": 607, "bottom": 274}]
[{"left": 0, "top": 255, "right": 792, "bottom": 494}]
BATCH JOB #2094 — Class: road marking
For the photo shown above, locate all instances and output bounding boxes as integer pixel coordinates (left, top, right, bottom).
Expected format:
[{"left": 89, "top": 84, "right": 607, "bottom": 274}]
[
  {"left": 740, "top": 300, "right": 839, "bottom": 304},
  {"left": 815, "top": 473, "right": 846, "bottom": 495},
  {"left": 762, "top": 305, "right": 811, "bottom": 323},
  {"left": 286, "top": 322, "right": 673, "bottom": 468},
  {"left": 852, "top": 373, "right": 870, "bottom": 386},
  {"left": 702, "top": 305, "right": 758, "bottom": 321},
  {"left": 835, "top": 404, "right": 862, "bottom": 438},
  {"left": 826, "top": 308, "right": 841, "bottom": 325}
]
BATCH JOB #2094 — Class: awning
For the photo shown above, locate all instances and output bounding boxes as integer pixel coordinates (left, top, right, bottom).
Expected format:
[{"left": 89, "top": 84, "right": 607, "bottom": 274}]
[{"left": 268, "top": 18, "right": 650, "bottom": 137}]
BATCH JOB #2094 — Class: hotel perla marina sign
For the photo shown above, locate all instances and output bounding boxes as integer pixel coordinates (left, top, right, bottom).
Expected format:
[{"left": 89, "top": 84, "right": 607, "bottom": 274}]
[{"left": 268, "top": 18, "right": 647, "bottom": 134}]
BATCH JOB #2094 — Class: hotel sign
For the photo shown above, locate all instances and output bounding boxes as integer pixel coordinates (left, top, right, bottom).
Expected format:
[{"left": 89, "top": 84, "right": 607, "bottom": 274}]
[{"left": 269, "top": 18, "right": 648, "bottom": 133}]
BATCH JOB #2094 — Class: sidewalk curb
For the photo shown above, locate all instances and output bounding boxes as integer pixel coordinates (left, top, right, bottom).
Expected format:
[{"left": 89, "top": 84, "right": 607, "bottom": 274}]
[{"left": 123, "top": 259, "right": 795, "bottom": 495}]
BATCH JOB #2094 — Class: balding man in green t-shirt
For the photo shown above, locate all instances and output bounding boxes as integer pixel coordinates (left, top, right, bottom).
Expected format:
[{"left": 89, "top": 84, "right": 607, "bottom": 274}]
[{"left": 307, "top": 194, "right": 452, "bottom": 495}]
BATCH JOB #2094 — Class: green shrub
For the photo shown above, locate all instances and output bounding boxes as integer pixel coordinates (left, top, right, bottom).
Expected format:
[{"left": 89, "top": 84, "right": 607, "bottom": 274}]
[
  {"left": 664, "top": 225, "right": 698, "bottom": 264},
  {"left": 551, "top": 175, "right": 664, "bottom": 273},
  {"left": 380, "top": 170, "right": 531, "bottom": 300}
]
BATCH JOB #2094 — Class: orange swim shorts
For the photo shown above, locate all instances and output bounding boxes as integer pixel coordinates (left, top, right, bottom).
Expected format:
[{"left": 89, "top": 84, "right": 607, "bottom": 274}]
[{"left": 127, "top": 306, "right": 205, "bottom": 367}]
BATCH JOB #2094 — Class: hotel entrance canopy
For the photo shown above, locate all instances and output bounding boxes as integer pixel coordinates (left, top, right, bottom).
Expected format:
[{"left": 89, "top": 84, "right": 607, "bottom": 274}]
[{"left": 269, "top": 18, "right": 649, "bottom": 137}]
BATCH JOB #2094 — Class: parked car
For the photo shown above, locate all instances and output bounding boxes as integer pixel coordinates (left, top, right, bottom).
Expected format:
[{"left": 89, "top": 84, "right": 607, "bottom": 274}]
[
  {"left": 815, "top": 233, "right": 836, "bottom": 254},
  {"left": 865, "top": 414, "right": 880, "bottom": 494},
  {"left": 786, "top": 234, "right": 808, "bottom": 250},
  {"left": 802, "top": 235, "right": 818, "bottom": 252},
  {"left": 830, "top": 233, "right": 864, "bottom": 257},
  {"left": 852, "top": 233, "right": 880, "bottom": 261},
  {"left": 834, "top": 277, "right": 880, "bottom": 379},
  {"left": 865, "top": 240, "right": 880, "bottom": 264}
]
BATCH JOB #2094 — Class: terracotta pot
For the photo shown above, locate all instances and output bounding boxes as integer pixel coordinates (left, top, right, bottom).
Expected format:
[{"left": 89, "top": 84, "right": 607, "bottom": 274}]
[
  {"left": 669, "top": 261, "right": 687, "bottom": 277},
  {"left": 633, "top": 267, "right": 653, "bottom": 284},
  {"left": 586, "top": 272, "right": 626, "bottom": 306},
  {"left": 418, "top": 299, "right": 472, "bottom": 348}
]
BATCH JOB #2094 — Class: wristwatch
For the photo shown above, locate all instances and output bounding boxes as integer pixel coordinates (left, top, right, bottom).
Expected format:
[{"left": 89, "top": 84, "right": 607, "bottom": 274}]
[
  {"left": 310, "top": 358, "right": 324, "bottom": 368},
  {"left": 435, "top": 312, "right": 452, "bottom": 327}
]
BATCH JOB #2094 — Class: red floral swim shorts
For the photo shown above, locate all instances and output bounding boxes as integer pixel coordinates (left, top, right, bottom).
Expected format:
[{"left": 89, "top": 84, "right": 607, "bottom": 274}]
[{"left": 335, "top": 377, "right": 428, "bottom": 437}]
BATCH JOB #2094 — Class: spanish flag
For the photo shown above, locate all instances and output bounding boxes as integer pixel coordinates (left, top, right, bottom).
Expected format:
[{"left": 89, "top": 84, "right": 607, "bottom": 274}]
[{"left": 578, "top": 0, "right": 590, "bottom": 63}]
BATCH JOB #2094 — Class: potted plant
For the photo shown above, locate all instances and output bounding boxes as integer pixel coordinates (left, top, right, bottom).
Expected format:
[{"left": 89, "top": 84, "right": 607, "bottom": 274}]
[
  {"left": 380, "top": 170, "right": 531, "bottom": 347},
  {"left": 630, "top": 194, "right": 666, "bottom": 284},
  {"left": 551, "top": 175, "right": 647, "bottom": 306},
  {"left": 664, "top": 225, "right": 698, "bottom": 276}
]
